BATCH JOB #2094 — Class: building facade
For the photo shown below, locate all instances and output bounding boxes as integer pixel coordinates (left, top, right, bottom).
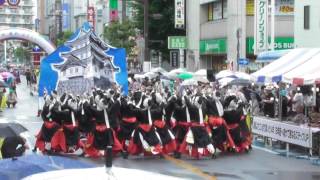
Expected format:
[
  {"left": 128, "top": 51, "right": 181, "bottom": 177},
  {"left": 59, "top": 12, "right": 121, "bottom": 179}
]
[
  {"left": 186, "top": 0, "right": 295, "bottom": 72},
  {"left": 0, "top": 0, "right": 37, "bottom": 30},
  {"left": 294, "top": 0, "right": 320, "bottom": 48},
  {"left": 39, "top": 0, "right": 134, "bottom": 43}
]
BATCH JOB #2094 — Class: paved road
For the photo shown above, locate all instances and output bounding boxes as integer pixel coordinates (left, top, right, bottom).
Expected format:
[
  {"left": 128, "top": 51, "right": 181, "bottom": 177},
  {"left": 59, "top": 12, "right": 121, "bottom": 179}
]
[{"left": 2, "top": 77, "right": 320, "bottom": 180}]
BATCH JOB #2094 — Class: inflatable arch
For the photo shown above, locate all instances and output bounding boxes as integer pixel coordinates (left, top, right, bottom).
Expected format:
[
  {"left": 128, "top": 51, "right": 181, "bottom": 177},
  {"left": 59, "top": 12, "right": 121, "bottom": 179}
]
[{"left": 0, "top": 27, "right": 56, "bottom": 54}]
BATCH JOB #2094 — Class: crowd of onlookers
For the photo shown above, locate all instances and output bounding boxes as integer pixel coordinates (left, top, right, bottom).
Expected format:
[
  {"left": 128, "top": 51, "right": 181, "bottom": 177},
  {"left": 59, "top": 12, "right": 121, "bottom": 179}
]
[{"left": 130, "top": 76, "right": 320, "bottom": 125}]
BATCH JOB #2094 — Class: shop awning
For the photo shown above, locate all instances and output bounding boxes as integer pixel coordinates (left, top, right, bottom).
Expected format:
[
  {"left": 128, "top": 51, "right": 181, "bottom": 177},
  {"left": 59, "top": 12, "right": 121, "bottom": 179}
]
[
  {"left": 251, "top": 48, "right": 320, "bottom": 83},
  {"left": 256, "top": 50, "right": 290, "bottom": 63}
]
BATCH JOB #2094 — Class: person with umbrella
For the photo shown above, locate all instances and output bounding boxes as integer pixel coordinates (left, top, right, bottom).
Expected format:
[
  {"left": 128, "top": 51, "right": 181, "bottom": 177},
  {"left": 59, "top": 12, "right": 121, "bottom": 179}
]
[{"left": 0, "top": 136, "right": 29, "bottom": 159}]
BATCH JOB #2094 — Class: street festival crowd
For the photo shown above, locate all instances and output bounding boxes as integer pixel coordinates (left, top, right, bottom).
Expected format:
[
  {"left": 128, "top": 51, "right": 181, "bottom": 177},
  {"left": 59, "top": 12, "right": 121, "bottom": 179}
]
[{"left": 32, "top": 74, "right": 320, "bottom": 168}]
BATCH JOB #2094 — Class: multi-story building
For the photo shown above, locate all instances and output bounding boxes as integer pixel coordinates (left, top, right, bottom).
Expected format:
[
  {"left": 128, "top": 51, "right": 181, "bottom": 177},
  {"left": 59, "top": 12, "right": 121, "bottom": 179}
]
[
  {"left": 186, "top": 0, "right": 295, "bottom": 72},
  {"left": 39, "top": 0, "right": 134, "bottom": 41},
  {"left": 0, "top": 0, "right": 37, "bottom": 30},
  {"left": 294, "top": 0, "right": 320, "bottom": 48}
]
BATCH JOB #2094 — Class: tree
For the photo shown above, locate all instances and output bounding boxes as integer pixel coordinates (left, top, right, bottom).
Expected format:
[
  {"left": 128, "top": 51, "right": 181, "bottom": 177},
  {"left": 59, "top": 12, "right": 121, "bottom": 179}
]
[
  {"left": 132, "top": 0, "right": 185, "bottom": 62},
  {"left": 56, "top": 31, "right": 73, "bottom": 46},
  {"left": 13, "top": 47, "right": 30, "bottom": 64},
  {"left": 103, "top": 20, "right": 136, "bottom": 55}
]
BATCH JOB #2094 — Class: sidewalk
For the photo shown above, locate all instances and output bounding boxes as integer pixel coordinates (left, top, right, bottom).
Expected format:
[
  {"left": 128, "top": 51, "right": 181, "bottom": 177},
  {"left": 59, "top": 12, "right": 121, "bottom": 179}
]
[{"left": 0, "top": 76, "right": 42, "bottom": 145}]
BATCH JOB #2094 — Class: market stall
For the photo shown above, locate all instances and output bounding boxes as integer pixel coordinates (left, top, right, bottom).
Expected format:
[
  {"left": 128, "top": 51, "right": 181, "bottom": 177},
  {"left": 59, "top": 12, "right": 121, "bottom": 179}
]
[{"left": 250, "top": 48, "right": 320, "bottom": 156}]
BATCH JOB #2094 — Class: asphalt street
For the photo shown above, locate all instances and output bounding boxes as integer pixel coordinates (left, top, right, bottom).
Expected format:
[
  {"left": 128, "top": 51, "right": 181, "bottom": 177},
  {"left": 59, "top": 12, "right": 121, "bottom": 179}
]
[{"left": 2, "top": 77, "right": 319, "bottom": 180}]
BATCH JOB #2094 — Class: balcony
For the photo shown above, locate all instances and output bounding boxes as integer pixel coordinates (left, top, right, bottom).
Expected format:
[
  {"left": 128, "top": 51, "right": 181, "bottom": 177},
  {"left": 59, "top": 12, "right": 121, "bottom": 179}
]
[
  {"left": 0, "top": 7, "right": 34, "bottom": 16},
  {"left": 0, "top": 17, "right": 34, "bottom": 25}
]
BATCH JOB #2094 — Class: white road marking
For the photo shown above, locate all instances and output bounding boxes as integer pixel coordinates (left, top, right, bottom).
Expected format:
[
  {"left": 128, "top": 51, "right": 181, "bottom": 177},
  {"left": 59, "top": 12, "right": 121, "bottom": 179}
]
[
  {"left": 16, "top": 115, "right": 29, "bottom": 120},
  {"left": 0, "top": 118, "right": 8, "bottom": 123}
]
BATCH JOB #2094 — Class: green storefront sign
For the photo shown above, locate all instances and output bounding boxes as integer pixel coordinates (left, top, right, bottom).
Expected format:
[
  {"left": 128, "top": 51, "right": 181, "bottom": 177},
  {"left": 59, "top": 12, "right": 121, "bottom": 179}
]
[
  {"left": 200, "top": 37, "right": 294, "bottom": 55},
  {"left": 110, "top": 0, "right": 118, "bottom": 9},
  {"left": 200, "top": 38, "right": 227, "bottom": 55},
  {"left": 168, "top": 36, "right": 187, "bottom": 49},
  {"left": 247, "top": 37, "right": 294, "bottom": 54}
]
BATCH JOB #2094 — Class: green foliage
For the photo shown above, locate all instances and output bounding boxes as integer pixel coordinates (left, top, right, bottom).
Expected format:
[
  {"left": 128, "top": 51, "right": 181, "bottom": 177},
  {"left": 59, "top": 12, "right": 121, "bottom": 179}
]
[
  {"left": 103, "top": 20, "right": 136, "bottom": 55},
  {"left": 131, "top": 0, "right": 185, "bottom": 61},
  {"left": 13, "top": 47, "right": 30, "bottom": 63},
  {"left": 56, "top": 31, "right": 73, "bottom": 46}
]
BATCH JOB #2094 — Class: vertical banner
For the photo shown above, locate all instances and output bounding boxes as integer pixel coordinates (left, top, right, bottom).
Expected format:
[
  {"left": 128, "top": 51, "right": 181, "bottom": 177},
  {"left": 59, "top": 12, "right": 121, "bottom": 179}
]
[
  {"left": 0, "top": 0, "right": 5, "bottom": 6},
  {"left": 254, "top": 0, "right": 268, "bottom": 55},
  {"left": 62, "top": 3, "right": 70, "bottom": 30},
  {"left": 87, "top": 6, "right": 95, "bottom": 30},
  {"left": 175, "top": 0, "right": 185, "bottom": 29},
  {"left": 110, "top": 0, "right": 119, "bottom": 22}
]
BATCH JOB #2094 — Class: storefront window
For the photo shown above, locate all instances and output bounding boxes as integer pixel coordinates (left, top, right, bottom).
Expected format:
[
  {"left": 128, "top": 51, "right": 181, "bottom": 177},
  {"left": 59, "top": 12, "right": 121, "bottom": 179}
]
[
  {"left": 208, "top": 0, "right": 227, "bottom": 21},
  {"left": 208, "top": 3, "right": 213, "bottom": 21}
]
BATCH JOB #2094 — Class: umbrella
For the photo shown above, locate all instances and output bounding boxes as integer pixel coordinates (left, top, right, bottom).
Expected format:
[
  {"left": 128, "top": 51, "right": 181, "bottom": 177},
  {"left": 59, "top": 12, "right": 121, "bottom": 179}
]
[
  {"left": 133, "top": 74, "right": 145, "bottom": 80},
  {"left": 0, "top": 79, "right": 8, "bottom": 87},
  {"left": 169, "top": 68, "right": 186, "bottom": 75},
  {"left": 234, "top": 71, "right": 251, "bottom": 80},
  {"left": 0, "top": 123, "right": 28, "bottom": 138},
  {"left": 194, "top": 69, "right": 207, "bottom": 77},
  {"left": 177, "top": 72, "right": 194, "bottom": 80},
  {"left": 192, "top": 76, "right": 209, "bottom": 83},
  {"left": 181, "top": 79, "right": 198, "bottom": 86},
  {"left": 162, "top": 72, "right": 177, "bottom": 80},
  {"left": 144, "top": 72, "right": 158, "bottom": 79},
  {"left": 0, "top": 154, "right": 94, "bottom": 180},
  {"left": 228, "top": 78, "right": 252, "bottom": 86},
  {"left": 215, "top": 70, "right": 235, "bottom": 80},
  {"left": 0, "top": 72, "right": 14, "bottom": 79},
  {"left": 151, "top": 67, "right": 167, "bottom": 74},
  {"left": 218, "top": 77, "right": 236, "bottom": 87},
  {"left": 24, "top": 166, "right": 184, "bottom": 180}
]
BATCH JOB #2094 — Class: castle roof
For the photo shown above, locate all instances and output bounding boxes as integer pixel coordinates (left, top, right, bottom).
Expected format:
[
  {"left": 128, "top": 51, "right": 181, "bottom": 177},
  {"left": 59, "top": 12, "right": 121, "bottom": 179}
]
[{"left": 54, "top": 55, "right": 87, "bottom": 71}]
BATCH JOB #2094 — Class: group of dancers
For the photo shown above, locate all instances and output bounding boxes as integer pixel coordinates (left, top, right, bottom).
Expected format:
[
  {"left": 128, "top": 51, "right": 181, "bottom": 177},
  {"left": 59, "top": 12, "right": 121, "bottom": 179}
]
[{"left": 34, "top": 85, "right": 252, "bottom": 167}]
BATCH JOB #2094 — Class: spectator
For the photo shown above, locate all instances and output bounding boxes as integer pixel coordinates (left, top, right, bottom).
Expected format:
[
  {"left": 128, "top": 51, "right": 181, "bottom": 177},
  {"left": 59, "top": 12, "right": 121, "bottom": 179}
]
[
  {"left": 25, "top": 69, "right": 31, "bottom": 86},
  {"left": 7, "top": 90, "right": 17, "bottom": 108},
  {"left": 0, "top": 136, "right": 29, "bottom": 159},
  {"left": 292, "top": 89, "right": 304, "bottom": 114}
]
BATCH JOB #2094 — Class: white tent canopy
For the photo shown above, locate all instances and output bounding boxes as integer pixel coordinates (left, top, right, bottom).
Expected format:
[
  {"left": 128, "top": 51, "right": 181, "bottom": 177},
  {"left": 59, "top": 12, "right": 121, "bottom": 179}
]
[
  {"left": 251, "top": 48, "right": 320, "bottom": 83},
  {"left": 282, "top": 50, "right": 320, "bottom": 85}
]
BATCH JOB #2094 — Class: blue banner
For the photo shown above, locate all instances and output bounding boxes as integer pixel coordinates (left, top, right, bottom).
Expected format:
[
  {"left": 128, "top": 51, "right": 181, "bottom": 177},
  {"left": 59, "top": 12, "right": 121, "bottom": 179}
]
[
  {"left": 62, "top": 3, "right": 70, "bottom": 30},
  {"left": 38, "top": 22, "right": 128, "bottom": 96}
]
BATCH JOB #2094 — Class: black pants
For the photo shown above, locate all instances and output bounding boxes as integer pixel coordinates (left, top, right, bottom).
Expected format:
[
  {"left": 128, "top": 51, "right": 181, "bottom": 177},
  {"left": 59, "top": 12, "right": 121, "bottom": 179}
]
[{"left": 7, "top": 102, "right": 16, "bottom": 108}]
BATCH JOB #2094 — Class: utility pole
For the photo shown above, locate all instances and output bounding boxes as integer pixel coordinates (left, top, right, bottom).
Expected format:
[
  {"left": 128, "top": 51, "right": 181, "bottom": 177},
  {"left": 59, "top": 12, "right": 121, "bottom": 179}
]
[
  {"left": 122, "top": 0, "right": 127, "bottom": 22},
  {"left": 144, "top": 0, "right": 149, "bottom": 63}
]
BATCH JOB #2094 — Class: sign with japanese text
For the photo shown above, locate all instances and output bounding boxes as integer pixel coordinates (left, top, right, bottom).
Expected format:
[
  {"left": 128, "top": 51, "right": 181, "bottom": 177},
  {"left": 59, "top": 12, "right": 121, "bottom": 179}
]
[
  {"left": 254, "top": 0, "right": 268, "bottom": 55},
  {"left": 168, "top": 36, "right": 187, "bottom": 49},
  {"left": 170, "top": 50, "right": 179, "bottom": 68},
  {"left": 7, "top": 0, "right": 20, "bottom": 6},
  {"left": 252, "top": 117, "right": 312, "bottom": 148},
  {"left": 175, "top": 0, "right": 185, "bottom": 29},
  {"left": 87, "top": 7, "right": 95, "bottom": 30}
]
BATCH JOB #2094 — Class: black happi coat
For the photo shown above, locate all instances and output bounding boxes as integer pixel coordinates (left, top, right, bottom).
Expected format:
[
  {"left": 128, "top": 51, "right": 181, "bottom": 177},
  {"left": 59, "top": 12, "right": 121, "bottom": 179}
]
[
  {"left": 76, "top": 101, "right": 94, "bottom": 133},
  {"left": 39, "top": 104, "right": 60, "bottom": 142},
  {"left": 57, "top": 108, "right": 79, "bottom": 147},
  {"left": 185, "top": 96, "right": 211, "bottom": 148},
  {"left": 132, "top": 104, "right": 160, "bottom": 147},
  {"left": 118, "top": 98, "right": 138, "bottom": 141},
  {"left": 90, "top": 100, "right": 115, "bottom": 149},
  {"left": 172, "top": 97, "right": 189, "bottom": 143},
  {"left": 205, "top": 96, "right": 221, "bottom": 117},
  {"left": 150, "top": 101, "right": 172, "bottom": 145}
]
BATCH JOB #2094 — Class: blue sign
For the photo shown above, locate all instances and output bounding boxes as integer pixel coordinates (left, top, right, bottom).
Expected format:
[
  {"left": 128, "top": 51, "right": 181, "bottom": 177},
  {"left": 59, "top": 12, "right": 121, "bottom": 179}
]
[
  {"left": 62, "top": 3, "right": 70, "bottom": 30},
  {"left": 7, "top": 0, "right": 20, "bottom": 6},
  {"left": 0, "top": 0, "right": 5, "bottom": 6},
  {"left": 38, "top": 22, "right": 128, "bottom": 97},
  {"left": 33, "top": 46, "right": 41, "bottom": 52},
  {"left": 238, "top": 58, "right": 249, "bottom": 65}
]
